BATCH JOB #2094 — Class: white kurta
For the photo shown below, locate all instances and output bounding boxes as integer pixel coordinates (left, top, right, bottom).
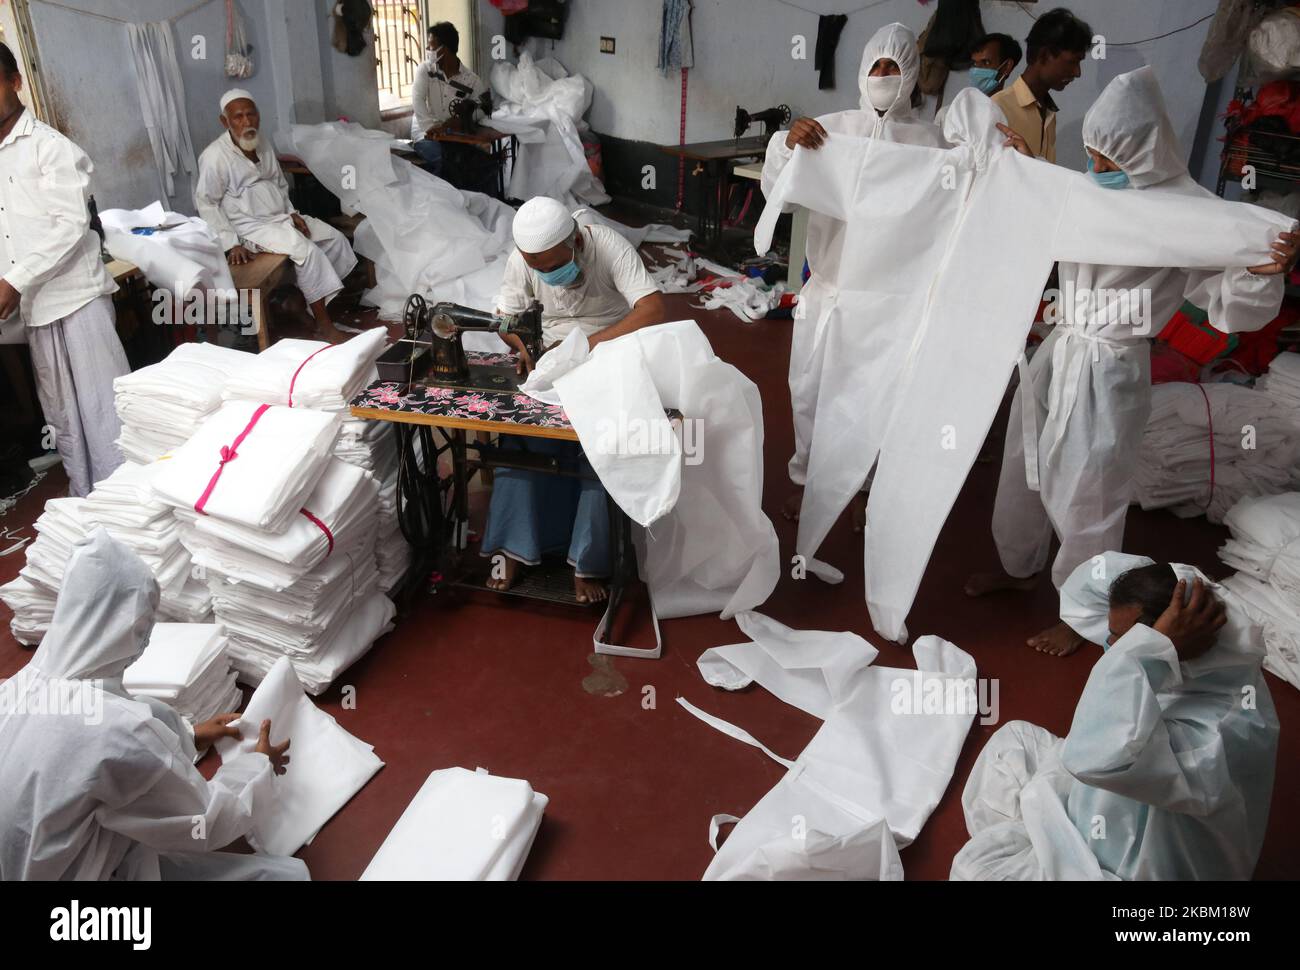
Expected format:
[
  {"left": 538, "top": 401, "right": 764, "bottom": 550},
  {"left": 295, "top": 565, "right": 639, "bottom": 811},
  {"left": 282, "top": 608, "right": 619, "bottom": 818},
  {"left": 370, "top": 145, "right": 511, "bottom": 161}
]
[
  {"left": 760, "top": 23, "right": 946, "bottom": 487},
  {"left": 992, "top": 68, "right": 1286, "bottom": 588},
  {"left": 757, "top": 89, "right": 1294, "bottom": 642},
  {"left": 952, "top": 552, "right": 1278, "bottom": 881},
  {"left": 0, "top": 530, "right": 305, "bottom": 880},
  {"left": 410, "top": 60, "right": 488, "bottom": 140},
  {"left": 194, "top": 133, "right": 356, "bottom": 305}
]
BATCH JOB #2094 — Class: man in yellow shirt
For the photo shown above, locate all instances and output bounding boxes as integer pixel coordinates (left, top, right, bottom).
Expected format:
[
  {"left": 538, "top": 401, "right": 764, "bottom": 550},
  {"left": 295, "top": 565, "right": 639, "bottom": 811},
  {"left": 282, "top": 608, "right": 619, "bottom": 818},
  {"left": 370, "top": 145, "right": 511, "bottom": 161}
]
[{"left": 992, "top": 7, "right": 1092, "bottom": 163}]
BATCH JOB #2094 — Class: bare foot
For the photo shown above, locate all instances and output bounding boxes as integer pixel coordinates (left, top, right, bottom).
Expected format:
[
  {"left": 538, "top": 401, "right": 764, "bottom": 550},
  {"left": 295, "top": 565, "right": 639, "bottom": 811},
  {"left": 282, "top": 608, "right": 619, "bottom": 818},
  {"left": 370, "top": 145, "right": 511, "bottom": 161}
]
[
  {"left": 851, "top": 491, "right": 867, "bottom": 534},
  {"left": 574, "top": 575, "right": 608, "bottom": 605},
  {"left": 783, "top": 487, "right": 804, "bottom": 522},
  {"left": 486, "top": 555, "right": 522, "bottom": 591},
  {"left": 317, "top": 322, "right": 350, "bottom": 345},
  {"left": 1027, "top": 620, "right": 1088, "bottom": 657},
  {"left": 964, "top": 570, "right": 1039, "bottom": 597}
]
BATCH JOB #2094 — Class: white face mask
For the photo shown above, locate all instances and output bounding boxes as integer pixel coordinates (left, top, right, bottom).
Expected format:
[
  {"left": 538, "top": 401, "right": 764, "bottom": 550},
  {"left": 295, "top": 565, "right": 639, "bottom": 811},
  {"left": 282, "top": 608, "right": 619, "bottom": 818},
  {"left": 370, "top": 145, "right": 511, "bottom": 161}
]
[{"left": 865, "top": 75, "right": 904, "bottom": 113}]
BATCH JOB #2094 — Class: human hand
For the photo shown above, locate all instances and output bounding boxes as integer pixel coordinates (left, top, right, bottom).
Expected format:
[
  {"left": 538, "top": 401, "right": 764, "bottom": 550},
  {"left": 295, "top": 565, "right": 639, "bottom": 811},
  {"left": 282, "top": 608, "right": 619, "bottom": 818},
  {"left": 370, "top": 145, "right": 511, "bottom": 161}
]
[
  {"left": 254, "top": 718, "right": 291, "bottom": 775},
  {"left": 193, "top": 712, "right": 242, "bottom": 749},
  {"left": 1152, "top": 578, "right": 1226, "bottom": 661},
  {"left": 997, "top": 123, "right": 1033, "bottom": 158},
  {"left": 1248, "top": 230, "right": 1300, "bottom": 276},
  {"left": 785, "top": 117, "right": 828, "bottom": 151},
  {"left": 0, "top": 279, "right": 20, "bottom": 321},
  {"left": 226, "top": 245, "right": 254, "bottom": 266}
]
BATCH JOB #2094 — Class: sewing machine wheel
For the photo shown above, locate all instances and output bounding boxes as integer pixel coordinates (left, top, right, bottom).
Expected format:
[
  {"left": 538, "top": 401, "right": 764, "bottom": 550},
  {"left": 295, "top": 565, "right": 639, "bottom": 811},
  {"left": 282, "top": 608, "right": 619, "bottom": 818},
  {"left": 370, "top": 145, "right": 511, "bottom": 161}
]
[
  {"left": 775, "top": 104, "right": 792, "bottom": 127},
  {"left": 403, "top": 294, "right": 428, "bottom": 340},
  {"left": 431, "top": 310, "right": 458, "bottom": 341}
]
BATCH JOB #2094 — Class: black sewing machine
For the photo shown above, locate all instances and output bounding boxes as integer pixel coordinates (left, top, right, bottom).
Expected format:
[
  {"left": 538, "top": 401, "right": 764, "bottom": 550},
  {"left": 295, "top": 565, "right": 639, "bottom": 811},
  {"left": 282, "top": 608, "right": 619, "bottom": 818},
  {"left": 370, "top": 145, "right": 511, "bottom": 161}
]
[
  {"left": 734, "top": 104, "right": 791, "bottom": 140},
  {"left": 377, "top": 295, "right": 544, "bottom": 393},
  {"left": 446, "top": 77, "right": 494, "bottom": 134}
]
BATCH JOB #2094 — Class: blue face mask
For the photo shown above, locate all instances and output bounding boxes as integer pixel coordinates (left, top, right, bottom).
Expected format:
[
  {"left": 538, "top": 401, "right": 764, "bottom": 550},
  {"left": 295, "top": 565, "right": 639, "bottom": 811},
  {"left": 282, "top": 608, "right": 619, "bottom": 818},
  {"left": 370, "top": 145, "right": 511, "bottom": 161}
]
[
  {"left": 969, "top": 66, "right": 1002, "bottom": 96},
  {"left": 537, "top": 257, "right": 581, "bottom": 288},
  {"left": 1088, "top": 155, "right": 1131, "bottom": 190}
]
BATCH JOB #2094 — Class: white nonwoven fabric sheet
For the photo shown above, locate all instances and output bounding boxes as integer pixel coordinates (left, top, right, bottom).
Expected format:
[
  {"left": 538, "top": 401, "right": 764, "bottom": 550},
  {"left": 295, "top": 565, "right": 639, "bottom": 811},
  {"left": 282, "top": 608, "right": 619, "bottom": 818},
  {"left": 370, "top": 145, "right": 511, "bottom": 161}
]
[
  {"left": 360, "top": 767, "right": 547, "bottom": 880},
  {"left": 683, "top": 611, "right": 976, "bottom": 879},
  {"left": 101, "top": 202, "right": 234, "bottom": 297},
  {"left": 215, "top": 656, "right": 382, "bottom": 856},
  {"left": 535, "top": 320, "right": 779, "bottom": 622}
]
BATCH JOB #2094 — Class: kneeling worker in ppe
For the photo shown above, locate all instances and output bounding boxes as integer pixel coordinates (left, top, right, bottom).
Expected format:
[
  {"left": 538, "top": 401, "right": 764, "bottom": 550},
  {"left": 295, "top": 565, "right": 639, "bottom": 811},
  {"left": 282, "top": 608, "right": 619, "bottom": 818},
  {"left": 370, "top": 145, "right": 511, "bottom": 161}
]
[
  {"left": 966, "top": 67, "right": 1299, "bottom": 657},
  {"left": 952, "top": 552, "right": 1278, "bottom": 881},
  {"left": 482, "top": 196, "right": 666, "bottom": 603},
  {"left": 0, "top": 530, "right": 304, "bottom": 880}
]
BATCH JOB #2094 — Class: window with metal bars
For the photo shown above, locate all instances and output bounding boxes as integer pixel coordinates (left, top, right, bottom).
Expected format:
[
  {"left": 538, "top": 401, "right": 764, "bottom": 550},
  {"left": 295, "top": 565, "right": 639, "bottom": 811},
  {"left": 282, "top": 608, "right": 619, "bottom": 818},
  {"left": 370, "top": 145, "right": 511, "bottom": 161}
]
[{"left": 373, "top": 0, "right": 426, "bottom": 111}]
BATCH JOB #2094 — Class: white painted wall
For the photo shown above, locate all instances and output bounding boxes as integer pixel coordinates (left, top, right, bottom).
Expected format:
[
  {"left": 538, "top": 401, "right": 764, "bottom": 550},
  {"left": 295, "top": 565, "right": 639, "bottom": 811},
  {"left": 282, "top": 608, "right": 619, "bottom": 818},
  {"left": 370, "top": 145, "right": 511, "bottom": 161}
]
[
  {"left": 475, "top": 0, "right": 1228, "bottom": 186},
  {"left": 25, "top": 0, "right": 380, "bottom": 213}
]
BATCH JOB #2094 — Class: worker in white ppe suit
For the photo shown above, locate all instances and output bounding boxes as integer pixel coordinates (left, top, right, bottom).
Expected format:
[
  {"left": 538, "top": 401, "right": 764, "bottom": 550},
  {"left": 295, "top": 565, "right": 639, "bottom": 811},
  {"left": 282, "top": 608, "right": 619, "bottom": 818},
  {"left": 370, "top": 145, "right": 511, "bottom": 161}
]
[
  {"left": 195, "top": 89, "right": 357, "bottom": 343},
  {"left": 953, "top": 551, "right": 1278, "bottom": 881},
  {"left": 967, "top": 68, "right": 1298, "bottom": 656},
  {"left": 761, "top": 22, "right": 946, "bottom": 527},
  {"left": 0, "top": 529, "right": 306, "bottom": 880}
]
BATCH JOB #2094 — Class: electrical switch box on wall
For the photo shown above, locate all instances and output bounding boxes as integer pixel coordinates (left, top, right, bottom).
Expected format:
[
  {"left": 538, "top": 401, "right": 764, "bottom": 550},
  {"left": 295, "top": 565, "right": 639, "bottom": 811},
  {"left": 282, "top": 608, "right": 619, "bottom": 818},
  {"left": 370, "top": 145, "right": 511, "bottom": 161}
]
[{"left": 600, "top": 36, "right": 616, "bottom": 54}]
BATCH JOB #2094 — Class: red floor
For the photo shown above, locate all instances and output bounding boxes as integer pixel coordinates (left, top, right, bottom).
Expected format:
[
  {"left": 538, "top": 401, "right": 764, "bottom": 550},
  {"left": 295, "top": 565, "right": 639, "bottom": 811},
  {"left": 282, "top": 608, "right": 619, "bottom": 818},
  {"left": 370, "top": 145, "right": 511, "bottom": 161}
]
[{"left": 1, "top": 291, "right": 1296, "bottom": 880}]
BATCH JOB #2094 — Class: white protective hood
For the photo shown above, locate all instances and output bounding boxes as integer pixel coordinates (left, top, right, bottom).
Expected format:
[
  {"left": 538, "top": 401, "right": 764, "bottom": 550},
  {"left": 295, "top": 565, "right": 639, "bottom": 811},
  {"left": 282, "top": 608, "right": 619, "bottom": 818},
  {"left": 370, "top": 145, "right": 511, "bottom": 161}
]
[
  {"left": 29, "top": 529, "right": 159, "bottom": 689},
  {"left": 858, "top": 22, "right": 922, "bottom": 122},
  {"left": 1082, "top": 67, "right": 1187, "bottom": 189}
]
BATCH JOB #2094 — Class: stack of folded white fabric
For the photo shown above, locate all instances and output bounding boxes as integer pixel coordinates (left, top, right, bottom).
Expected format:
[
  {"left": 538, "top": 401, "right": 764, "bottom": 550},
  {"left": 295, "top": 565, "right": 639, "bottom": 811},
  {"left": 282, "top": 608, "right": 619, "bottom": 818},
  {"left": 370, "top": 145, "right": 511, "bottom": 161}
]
[
  {"left": 85, "top": 462, "right": 211, "bottom": 623},
  {"left": 172, "top": 456, "right": 394, "bottom": 695},
  {"left": 1258, "top": 352, "right": 1300, "bottom": 410},
  {"left": 1134, "top": 382, "right": 1300, "bottom": 523},
  {"left": 123, "top": 622, "right": 242, "bottom": 726},
  {"left": 1219, "top": 492, "right": 1300, "bottom": 690},
  {"left": 220, "top": 329, "right": 408, "bottom": 593},
  {"left": 0, "top": 498, "right": 91, "bottom": 644},
  {"left": 114, "top": 342, "right": 254, "bottom": 463},
  {"left": 151, "top": 400, "right": 340, "bottom": 533}
]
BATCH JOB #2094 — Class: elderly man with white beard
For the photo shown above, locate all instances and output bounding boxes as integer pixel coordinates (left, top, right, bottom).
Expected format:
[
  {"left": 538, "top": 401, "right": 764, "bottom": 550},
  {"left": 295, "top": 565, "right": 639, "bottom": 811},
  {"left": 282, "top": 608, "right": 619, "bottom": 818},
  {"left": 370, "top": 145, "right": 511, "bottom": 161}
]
[{"left": 194, "top": 90, "right": 357, "bottom": 342}]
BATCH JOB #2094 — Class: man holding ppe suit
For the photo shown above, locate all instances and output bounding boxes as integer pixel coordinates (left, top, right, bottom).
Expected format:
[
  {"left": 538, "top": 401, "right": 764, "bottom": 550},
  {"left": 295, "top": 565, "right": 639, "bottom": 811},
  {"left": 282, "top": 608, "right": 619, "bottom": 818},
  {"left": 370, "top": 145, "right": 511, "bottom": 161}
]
[{"left": 967, "top": 68, "right": 1300, "bottom": 658}]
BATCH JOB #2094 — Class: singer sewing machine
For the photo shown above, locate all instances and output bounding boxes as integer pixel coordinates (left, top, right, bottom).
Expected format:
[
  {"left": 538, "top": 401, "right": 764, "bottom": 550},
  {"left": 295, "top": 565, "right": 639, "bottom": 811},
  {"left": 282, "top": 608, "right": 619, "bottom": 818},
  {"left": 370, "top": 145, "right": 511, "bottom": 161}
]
[
  {"left": 734, "top": 104, "right": 791, "bottom": 141},
  {"left": 376, "top": 295, "right": 545, "bottom": 393},
  {"left": 448, "top": 84, "right": 494, "bottom": 135}
]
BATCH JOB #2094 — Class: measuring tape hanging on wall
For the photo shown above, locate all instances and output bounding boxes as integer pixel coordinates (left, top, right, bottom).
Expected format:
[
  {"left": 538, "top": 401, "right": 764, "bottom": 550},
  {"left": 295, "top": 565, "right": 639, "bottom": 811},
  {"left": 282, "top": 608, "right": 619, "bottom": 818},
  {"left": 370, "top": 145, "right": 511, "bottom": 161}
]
[{"left": 675, "top": 67, "right": 689, "bottom": 212}]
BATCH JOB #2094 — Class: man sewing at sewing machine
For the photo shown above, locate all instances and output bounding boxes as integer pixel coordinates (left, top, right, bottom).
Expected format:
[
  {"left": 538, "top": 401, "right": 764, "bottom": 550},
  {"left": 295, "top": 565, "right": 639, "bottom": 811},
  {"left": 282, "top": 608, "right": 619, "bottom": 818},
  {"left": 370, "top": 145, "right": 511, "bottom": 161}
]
[
  {"left": 482, "top": 197, "right": 667, "bottom": 604},
  {"left": 410, "top": 21, "right": 494, "bottom": 194}
]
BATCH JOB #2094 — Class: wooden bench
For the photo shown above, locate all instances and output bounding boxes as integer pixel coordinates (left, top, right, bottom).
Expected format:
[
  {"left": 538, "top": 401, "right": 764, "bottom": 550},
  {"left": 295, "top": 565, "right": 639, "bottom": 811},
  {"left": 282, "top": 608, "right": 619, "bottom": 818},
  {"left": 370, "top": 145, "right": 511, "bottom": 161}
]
[{"left": 230, "top": 252, "right": 293, "bottom": 351}]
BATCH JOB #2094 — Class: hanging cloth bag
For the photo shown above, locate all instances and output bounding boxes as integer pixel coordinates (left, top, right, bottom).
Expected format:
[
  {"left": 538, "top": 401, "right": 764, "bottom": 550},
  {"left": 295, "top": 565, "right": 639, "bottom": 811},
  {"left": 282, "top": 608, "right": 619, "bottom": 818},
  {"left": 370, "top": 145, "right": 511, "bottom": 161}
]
[{"left": 225, "top": 0, "right": 254, "bottom": 79}]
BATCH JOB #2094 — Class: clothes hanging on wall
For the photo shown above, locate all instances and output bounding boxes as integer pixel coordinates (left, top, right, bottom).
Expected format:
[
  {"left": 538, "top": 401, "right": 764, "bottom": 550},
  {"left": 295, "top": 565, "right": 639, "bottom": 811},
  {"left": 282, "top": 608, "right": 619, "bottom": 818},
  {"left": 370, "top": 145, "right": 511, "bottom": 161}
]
[
  {"left": 330, "top": 0, "right": 373, "bottom": 57},
  {"left": 126, "top": 21, "right": 199, "bottom": 200},
  {"left": 814, "top": 14, "right": 849, "bottom": 90},
  {"left": 658, "top": 0, "right": 695, "bottom": 75}
]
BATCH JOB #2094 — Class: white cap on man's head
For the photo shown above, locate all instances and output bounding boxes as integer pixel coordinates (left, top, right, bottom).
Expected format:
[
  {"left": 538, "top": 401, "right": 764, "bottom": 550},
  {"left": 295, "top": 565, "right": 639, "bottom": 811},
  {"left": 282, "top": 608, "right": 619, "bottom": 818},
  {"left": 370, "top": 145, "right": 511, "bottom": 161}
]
[
  {"left": 220, "top": 88, "right": 255, "bottom": 113},
  {"left": 512, "top": 197, "right": 575, "bottom": 253}
]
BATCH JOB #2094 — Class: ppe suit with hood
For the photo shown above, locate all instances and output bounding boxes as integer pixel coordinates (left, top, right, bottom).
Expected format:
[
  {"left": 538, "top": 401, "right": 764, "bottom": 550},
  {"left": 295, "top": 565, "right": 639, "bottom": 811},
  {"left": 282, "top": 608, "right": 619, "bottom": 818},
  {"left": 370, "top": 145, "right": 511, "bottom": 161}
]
[
  {"left": 757, "top": 88, "right": 1292, "bottom": 642},
  {"left": 992, "top": 68, "right": 1287, "bottom": 590},
  {"left": 0, "top": 530, "right": 307, "bottom": 881},
  {"left": 952, "top": 551, "right": 1278, "bottom": 881},
  {"left": 760, "top": 23, "right": 946, "bottom": 492}
]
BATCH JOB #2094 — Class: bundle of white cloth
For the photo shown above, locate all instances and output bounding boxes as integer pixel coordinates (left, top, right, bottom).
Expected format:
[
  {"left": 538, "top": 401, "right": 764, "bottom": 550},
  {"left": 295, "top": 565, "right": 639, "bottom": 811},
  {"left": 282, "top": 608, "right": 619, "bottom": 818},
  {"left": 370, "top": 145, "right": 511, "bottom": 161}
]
[
  {"left": 218, "top": 328, "right": 408, "bottom": 593},
  {"left": 123, "top": 622, "right": 242, "bottom": 727},
  {"left": 360, "top": 767, "right": 548, "bottom": 881},
  {"left": 489, "top": 52, "right": 611, "bottom": 208},
  {"left": 1257, "top": 351, "right": 1300, "bottom": 410},
  {"left": 170, "top": 455, "right": 394, "bottom": 694},
  {"left": 151, "top": 400, "right": 340, "bottom": 533},
  {"left": 1218, "top": 491, "right": 1300, "bottom": 689},
  {"left": 113, "top": 342, "right": 254, "bottom": 463},
  {"left": 100, "top": 201, "right": 235, "bottom": 298},
  {"left": 1, "top": 463, "right": 212, "bottom": 644},
  {"left": 1134, "top": 381, "right": 1300, "bottom": 523}
]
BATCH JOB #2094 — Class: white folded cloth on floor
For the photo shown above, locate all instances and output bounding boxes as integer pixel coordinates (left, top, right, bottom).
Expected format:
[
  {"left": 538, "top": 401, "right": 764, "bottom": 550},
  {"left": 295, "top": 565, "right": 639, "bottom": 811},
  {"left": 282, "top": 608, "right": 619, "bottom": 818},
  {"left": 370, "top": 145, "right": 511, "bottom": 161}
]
[
  {"left": 360, "top": 767, "right": 547, "bottom": 881},
  {"left": 215, "top": 656, "right": 383, "bottom": 856},
  {"left": 1222, "top": 573, "right": 1300, "bottom": 690},
  {"left": 0, "top": 575, "right": 55, "bottom": 645},
  {"left": 1135, "top": 381, "right": 1300, "bottom": 523},
  {"left": 151, "top": 400, "right": 340, "bottom": 533},
  {"left": 114, "top": 342, "right": 254, "bottom": 463},
  {"left": 1219, "top": 492, "right": 1300, "bottom": 579},
  {"left": 124, "top": 622, "right": 241, "bottom": 725}
]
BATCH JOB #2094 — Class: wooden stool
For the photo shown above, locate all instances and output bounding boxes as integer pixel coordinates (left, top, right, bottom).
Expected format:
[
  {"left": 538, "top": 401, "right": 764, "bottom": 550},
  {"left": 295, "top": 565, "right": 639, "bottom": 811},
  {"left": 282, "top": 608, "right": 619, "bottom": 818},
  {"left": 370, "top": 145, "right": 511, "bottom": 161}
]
[{"left": 230, "top": 252, "right": 293, "bottom": 351}]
